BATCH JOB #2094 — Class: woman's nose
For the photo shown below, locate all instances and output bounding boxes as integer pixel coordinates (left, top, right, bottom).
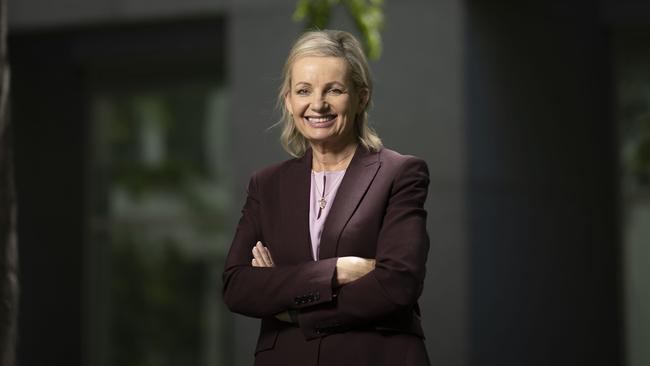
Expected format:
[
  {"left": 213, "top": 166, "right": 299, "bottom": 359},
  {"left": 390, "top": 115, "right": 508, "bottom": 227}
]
[{"left": 310, "top": 96, "right": 329, "bottom": 112}]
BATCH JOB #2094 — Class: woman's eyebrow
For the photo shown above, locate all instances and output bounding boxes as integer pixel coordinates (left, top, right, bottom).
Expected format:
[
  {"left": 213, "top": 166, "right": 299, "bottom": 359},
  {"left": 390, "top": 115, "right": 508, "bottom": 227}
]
[
  {"left": 293, "top": 81, "right": 347, "bottom": 89},
  {"left": 325, "top": 81, "right": 346, "bottom": 87}
]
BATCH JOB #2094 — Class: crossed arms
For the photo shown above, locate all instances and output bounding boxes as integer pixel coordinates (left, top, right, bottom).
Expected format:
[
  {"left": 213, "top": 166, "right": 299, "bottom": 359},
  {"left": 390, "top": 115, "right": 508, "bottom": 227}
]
[{"left": 222, "top": 156, "right": 430, "bottom": 339}]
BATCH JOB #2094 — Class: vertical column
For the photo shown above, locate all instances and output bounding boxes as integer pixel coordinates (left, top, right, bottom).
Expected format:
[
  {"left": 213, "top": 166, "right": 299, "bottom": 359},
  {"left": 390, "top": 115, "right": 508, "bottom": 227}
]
[{"left": 465, "top": 1, "right": 621, "bottom": 365}]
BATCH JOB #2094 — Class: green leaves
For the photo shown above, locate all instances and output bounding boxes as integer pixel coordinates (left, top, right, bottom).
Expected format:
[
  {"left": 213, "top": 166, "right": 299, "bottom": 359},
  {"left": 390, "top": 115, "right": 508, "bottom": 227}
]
[
  {"left": 293, "top": 0, "right": 385, "bottom": 60},
  {"left": 293, "top": 0, "right": 336, "bottom": 30}
]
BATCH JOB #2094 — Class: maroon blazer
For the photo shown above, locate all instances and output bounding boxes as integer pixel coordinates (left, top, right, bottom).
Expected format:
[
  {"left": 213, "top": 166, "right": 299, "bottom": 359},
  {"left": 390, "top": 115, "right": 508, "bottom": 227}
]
[{"left": 223, "top": 146, "right": 431, "bottom": 366}]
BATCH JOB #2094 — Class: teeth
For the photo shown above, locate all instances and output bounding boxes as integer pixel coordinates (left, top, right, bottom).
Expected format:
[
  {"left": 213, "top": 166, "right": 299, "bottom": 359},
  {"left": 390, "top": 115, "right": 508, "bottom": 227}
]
[{"left": 307, "top": 115, "right": 335, "bottom": 123}]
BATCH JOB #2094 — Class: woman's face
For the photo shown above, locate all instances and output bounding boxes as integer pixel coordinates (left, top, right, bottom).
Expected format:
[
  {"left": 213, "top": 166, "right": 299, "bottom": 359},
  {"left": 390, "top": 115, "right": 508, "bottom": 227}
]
[{"left": 285, "top": 56, "right": 367, "bottom": 148}]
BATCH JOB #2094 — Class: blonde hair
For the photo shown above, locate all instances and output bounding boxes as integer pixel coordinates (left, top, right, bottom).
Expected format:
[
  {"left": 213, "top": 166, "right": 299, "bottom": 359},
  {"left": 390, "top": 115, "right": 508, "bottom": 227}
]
[{"left": 277, "top": 30, "right": 383, "bottom": 157}]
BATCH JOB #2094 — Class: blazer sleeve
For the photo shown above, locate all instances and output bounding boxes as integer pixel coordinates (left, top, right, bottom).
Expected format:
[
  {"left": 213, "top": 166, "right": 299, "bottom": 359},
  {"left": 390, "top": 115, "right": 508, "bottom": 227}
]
[
  {"left": 222, "top": 173, "right": 338, "bottom": 318},
  {"left": 297, "top": 157, "right": 430, "bottom": 339}
]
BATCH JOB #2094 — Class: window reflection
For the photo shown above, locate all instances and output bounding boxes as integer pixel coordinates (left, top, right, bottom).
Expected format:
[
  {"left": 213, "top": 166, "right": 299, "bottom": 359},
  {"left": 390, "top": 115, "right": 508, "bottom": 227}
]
[
  {"left": 87, "top": 83, "right": 232, "bottom": 366},
  {"left": 615, "top": 29, "right": 650, "bottom": 366}
]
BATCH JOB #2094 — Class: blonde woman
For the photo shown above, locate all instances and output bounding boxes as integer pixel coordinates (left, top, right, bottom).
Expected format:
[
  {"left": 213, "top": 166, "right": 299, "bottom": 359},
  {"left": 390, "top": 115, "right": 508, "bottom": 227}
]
[{"left": 223, "top": 30, "right": 431, "bottom": 366}]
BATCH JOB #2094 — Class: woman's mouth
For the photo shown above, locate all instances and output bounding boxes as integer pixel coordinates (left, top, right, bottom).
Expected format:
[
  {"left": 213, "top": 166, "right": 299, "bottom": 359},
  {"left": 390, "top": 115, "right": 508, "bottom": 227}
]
[{"left": 305, "top": 114, "right": 337, "bottom": 127}]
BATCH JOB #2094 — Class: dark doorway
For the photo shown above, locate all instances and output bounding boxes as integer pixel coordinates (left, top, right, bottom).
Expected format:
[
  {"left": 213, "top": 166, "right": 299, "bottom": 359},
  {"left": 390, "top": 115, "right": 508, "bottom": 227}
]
[{"left": 10, "top": 17, "right": 231, "bottom": 366}]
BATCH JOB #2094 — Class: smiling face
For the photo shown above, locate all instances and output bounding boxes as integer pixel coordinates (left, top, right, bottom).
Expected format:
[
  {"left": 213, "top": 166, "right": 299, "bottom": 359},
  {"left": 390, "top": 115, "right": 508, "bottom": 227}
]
[{"left": 285, "top": 56, "right": 368, "bottom": 149}]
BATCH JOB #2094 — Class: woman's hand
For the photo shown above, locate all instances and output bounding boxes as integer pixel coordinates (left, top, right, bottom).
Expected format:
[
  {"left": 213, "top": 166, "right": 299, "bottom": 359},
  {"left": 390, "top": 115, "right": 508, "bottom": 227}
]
[
  {"left": 251, "top": 242, "right": 295, "bottom": 323},
  {"left": 335, "top": 256, "right": 376, "bottom": 286},
  {"left": 250, "top": 243, "right": 375, "bottom": 320},
  {"left": 251, "top": 241, "right": 274, "bottom": 267},
  {"left": 252, "top": 242, "right": 375, "bottom": 285}
]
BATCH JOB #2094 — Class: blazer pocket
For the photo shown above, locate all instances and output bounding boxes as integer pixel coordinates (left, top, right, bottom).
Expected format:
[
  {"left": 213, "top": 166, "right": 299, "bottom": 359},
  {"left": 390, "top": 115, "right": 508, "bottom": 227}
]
[{"left": 254, "top": 329, "right": 279, "bottom": 355}]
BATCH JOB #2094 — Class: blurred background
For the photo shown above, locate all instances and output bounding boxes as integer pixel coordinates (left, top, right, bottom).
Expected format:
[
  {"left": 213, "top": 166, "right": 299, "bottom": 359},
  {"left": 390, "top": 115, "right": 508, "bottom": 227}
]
[{"left": 6, "top": 0, "right": 650, "bottom": 365}]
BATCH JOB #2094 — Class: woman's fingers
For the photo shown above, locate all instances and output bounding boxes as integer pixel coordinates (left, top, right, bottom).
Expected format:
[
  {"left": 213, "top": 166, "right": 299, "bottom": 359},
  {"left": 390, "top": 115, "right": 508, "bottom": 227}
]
[
  {"left": 255, "top": 242, "right": 273, "bottom": 266},
  {"left": 252, "top": 241, "right": 275, "bottom": 267},
  {"left": 262, "top": 246, "right": 274, "bottom": 266},
  {"left": 252, "top": 246, "right": 268, "bottom": 267}
]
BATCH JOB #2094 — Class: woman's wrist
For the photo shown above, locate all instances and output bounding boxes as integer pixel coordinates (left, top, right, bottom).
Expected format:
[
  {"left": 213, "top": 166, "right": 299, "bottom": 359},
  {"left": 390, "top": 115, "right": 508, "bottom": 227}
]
[{"left": 335, "top": 256, "right": 376, "bottom": 285}]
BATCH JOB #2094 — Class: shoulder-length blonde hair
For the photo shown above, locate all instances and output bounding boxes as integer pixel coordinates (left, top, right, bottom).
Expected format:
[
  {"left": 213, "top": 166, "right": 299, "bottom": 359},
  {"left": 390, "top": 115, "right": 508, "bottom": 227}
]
[{"left": 277, "top": 29, "right": 383, "bottom": 157}]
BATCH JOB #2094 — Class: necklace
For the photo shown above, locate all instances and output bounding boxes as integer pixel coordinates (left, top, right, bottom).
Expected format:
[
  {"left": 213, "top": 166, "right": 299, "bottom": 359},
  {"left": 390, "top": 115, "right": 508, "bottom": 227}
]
[{"left": 313, "top": 171, "right": 345, "bottom": 219}]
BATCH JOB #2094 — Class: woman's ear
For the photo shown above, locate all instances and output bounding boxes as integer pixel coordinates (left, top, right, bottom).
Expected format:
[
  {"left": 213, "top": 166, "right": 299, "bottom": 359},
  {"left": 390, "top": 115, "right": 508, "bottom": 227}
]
[{"left": 285, "top": 93, "right": 293, "bottom": 115}]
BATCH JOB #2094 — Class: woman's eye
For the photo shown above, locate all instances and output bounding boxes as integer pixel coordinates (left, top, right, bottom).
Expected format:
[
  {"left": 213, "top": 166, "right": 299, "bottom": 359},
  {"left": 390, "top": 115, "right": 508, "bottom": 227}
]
[
  {"left": 328, "top": 88, "right": 343, "bottom": 95},
  {"left": 296, "top": 89, "right": 310, "bottom": 96}
]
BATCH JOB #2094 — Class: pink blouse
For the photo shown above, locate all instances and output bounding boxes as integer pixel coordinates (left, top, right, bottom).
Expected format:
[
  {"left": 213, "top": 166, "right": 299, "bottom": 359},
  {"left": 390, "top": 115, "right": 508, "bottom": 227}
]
[{"left": 309, "top": 169, "right": 346, "bottom": 260}]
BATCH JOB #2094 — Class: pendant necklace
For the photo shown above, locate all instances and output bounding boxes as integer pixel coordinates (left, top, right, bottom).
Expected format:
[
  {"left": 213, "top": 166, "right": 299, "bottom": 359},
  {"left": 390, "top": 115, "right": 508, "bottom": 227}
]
[{"left": 313, "top": 171, "right": 344, "bottom": 219}]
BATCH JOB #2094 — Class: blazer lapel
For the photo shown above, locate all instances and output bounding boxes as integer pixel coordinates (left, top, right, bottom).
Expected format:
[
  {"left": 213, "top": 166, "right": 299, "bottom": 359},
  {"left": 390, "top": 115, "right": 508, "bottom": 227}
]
[
  {"left": 318, "top": 147, "right": 381, "bottom": 259},
  {"left": 284, "top": 149, "right": 314, "bottom": 261}
]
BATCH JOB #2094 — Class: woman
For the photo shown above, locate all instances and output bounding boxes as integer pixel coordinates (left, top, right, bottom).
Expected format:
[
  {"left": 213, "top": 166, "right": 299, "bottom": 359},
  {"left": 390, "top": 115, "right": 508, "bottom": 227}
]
[{"left": 222, "top": 30, "right": 431, "bottom": 365}]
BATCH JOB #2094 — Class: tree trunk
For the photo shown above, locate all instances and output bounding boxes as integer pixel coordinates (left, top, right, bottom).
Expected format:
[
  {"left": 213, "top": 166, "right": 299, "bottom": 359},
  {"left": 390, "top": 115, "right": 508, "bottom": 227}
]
[{"left": 0, "top": 0, "right": 18, "bottom": 363}]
